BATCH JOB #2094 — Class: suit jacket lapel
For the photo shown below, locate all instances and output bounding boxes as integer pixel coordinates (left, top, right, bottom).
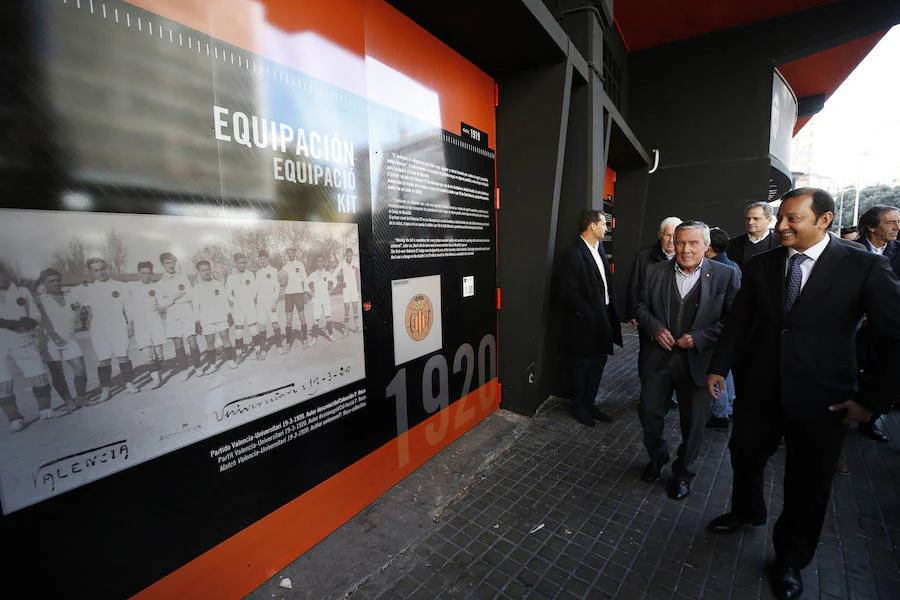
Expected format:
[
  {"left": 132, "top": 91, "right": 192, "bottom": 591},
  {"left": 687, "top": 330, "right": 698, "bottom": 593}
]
[
  {"left": 598, "top": 244, "right": 612, "bottom": 292},
  {"left": 698, "top": 260, "right": 712, "bottom": 319},
  {"left": 767, "top": 247, "right": 788, "bottom": 324},
  {"left": 577, "top": 241, "right": 602, "bottom": 306},
  {"left": 662, "top": 262, "right": 674, "bottom": 326},
  {"left": 579, "top": 240, "right": 601, "bottom": 278}
]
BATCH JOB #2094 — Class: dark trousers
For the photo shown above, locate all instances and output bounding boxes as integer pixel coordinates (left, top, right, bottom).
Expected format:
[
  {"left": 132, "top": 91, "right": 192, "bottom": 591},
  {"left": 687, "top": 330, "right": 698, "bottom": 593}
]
[
  {"left": 639, "top": 352, "right": 711, "bottom": 477},
  {"left": 570, "top": 353, "right": 608, "bottom": 411},
  {"left": 728, "top": 396, "right": 847, "bottom": 569}
]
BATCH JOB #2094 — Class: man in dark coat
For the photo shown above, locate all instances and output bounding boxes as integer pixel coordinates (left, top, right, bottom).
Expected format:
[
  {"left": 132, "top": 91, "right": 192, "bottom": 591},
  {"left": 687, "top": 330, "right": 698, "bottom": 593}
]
[
  {"left": 635, "top": 221, "right": 740, "bottom": 500},
  {"left": 558, "top": 209, "right": 622, "bottom": 426},
  {"left": 625, "top": 216, "right": 681, "bottom": 325},
  {"left": 856, "top": 204, "right": 900, "bottom": 437},
  {"left": 726, "top": 201, "right": 780, "bottom": 271},
  {"left": 704, "top": 227, "right": 740, "bottom": 429},
  {"left": 706, "top": 189, "right": 900, "bottom": 600}
]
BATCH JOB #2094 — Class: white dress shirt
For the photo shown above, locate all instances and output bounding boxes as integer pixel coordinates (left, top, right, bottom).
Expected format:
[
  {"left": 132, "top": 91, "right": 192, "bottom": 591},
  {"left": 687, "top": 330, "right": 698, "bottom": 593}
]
[
  {"left": 785, "top": 234, "right": 830, "bottom": 291},
  {"left": 674, "top": 259, "right": 703, "bottom": 299},
  {"left": 748, "top": 231, "right": 769, "bottom": 244},
  {"left": 581, "top": 236, "right": 610, "bottom": 305},
  {"left": 870, "top": 242, "right": 886, "bottom": 255}
]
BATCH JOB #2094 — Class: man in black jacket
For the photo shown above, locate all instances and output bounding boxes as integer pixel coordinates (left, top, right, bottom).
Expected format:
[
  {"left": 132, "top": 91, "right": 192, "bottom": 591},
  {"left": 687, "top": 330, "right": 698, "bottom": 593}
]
[
  {"left": 726, "top": 201, "right": 780, "bottom": 270},
  {"left": 856, "top": 204, "right": 900, "bottom": 438},
  {"left": 558, "top": 209, "right": 622, "bottom": 426},
  {"left": 706, "top": 189, "right": 900, "bottom": 600},
  {"left": 625, "top": 216, "right": 681, "bottom": 325}
]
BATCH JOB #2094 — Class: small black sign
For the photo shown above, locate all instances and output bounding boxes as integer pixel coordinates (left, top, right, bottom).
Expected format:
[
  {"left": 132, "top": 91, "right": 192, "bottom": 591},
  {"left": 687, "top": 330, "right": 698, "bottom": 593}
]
[{"left": 460, "top": 122, "right": 489, "bottom": 149}]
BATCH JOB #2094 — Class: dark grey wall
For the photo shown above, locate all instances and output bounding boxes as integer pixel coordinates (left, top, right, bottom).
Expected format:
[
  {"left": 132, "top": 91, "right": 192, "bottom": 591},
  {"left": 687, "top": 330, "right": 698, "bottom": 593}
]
[
  {"left": 618, "top": 37, "right": 773, "bottom": 266},
  {"left": 496, "top": 60, "right": 574, "bottom": 415}
]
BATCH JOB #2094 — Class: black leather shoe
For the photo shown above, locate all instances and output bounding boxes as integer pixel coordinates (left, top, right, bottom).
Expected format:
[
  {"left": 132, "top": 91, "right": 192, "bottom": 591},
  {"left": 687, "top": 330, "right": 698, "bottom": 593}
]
[
  {"left": 641, "top": 460, "right": 663, "bottom": 483},
  {"left": 859, "top": 421, "right": 889, "bottom": 443},
  {"left": 769, "top": 562, "right": 803, "bottom": 599},
  {"left": 706, "top": 512, "right": 767, "bottom": 534},
  {"left": 571, "top": 406, "right": 595, "bottom": 427},
  {"left": 668, "top": 477, "right": 691, "bottom": 500},
  {"left": 587, "top": 404, "right": 613, "bottom": 422}
]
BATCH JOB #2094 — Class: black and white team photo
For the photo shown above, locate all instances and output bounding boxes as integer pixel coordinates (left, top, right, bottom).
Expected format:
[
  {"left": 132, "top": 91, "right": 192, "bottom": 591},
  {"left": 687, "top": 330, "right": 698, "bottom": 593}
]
[{"left": 0, "top": 209, "right": 365, "bottom": 512}]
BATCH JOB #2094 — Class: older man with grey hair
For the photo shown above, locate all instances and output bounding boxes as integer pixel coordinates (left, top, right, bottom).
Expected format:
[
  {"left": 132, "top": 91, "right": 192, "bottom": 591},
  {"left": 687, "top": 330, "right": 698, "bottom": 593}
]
[
  {"left": 727, "top": 201, "right": 780, "bottom": 270},
  {"left": 635, "top": 221, "right": 741, "bottom": 500},
  {"left": 625, "top": 216, "right": 682, "bottom": 328}
]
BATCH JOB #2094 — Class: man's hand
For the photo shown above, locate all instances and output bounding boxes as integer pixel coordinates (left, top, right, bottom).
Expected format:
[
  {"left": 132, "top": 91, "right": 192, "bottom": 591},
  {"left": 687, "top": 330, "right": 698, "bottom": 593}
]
[
  {"left": 828, "top": 399, "right": 873, "bottom": 425},
  {"left": 675, "top": 334, "right": 694, "bottom": 349},
  {"left": 654, "top": 327, "right": 675, "bottom": 350},
  {"left": 629, "top": 318, "right": 639, "bottom": 327},
  {"left": 707, "top": 374, "right": 725, "bottom": 400}
]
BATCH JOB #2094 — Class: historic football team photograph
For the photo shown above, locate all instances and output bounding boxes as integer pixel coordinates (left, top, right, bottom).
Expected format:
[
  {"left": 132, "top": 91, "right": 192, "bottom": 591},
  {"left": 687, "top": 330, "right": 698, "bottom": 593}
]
[{"left": 0, "top": 208, "right": 365, "bottom": 511}]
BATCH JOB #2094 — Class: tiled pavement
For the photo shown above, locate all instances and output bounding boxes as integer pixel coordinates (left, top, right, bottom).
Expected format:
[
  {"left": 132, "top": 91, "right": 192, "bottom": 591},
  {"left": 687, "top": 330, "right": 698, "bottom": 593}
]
[{"left": 349, "top": 327, "right": 900, "bottom": 600}]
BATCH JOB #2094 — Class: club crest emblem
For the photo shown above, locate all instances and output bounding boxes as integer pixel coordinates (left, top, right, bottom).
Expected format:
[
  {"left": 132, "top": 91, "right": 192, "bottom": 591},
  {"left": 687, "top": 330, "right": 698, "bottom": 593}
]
[
  {"left": 245, "top": 279, "right": 251, "bottom": 286},
  {"left": 149, "top": 290, "right": 156, "bottom": 297},
  {"left": 112, "top": 291, "right": 120, "bottom": 298},
  {"left": 405, "top": 294, "right": 433, "bottom": 342},
  {"left": 266, "top": 273, "right": 272, "bottom": 279},
  {"left": 178, "top": 284, "right": 185, "bottom": 291},
  {"left": 15, "top": 297, "right": 26, "bottom": 306},
  {"left": 295, "top": 268, "right": 300, "bottom": 273},
  {"left": 214, "top": 289, "right": 220, "bottom": 296}
]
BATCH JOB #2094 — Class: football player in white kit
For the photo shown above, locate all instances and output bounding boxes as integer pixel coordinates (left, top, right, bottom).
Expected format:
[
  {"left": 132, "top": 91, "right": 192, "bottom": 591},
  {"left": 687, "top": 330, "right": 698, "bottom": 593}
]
[
  {"left": 0, "top": 264, "right": 56, "bottom": 432},
  {"left": 71, "top": 258, "right": 138, "bottom": 403},
  {"left": 157, "top": 252, "right": 202, "bottom": 382},
  {"left": 281, "top": 247, "right": 309, "bottom": 349},
  {"left": 35, "top": 268, "right": 86, "bottom": 412},
  {"left": 129, "top": 261, "right": 166, "bottom": 388},
  {"left": 225, "top": 253, "right": 259, "bottom": 360},
  {"left": 255, "top": 250, "right": 285, "bottom": 358},
  {"left": 335, "top": 247, "right": 361, "bottom": 336},
  {"left": 194, "top": 260, "right": 238, "bottom": 373},
  {"left": 306, "top": 254, "right": 335, "bottom": 345}
]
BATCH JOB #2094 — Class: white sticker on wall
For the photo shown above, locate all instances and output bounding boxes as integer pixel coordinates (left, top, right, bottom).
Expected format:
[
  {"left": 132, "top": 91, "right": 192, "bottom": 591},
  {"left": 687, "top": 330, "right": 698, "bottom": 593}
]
[
  {"left": 462, "top": 275, "right": 475, "bottom": 298},
  {"left": 392, "top": 275, "right": 442, "bottom": 366}
]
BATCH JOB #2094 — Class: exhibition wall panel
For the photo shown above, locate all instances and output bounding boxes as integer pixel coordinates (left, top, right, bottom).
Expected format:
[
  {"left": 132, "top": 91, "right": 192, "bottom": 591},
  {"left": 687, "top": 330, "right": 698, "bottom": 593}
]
[{"left": 0, "top": 1, "right": 497, "bottom": 597}]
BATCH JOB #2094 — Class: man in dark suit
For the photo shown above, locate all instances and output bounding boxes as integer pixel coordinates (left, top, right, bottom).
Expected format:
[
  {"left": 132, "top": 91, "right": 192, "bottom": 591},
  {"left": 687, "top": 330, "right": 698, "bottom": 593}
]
[
  {"left": 726, "top": 201, "right": 780, "bottom": 271},
  {"left": 706, "top": 189, "right": 900, "bottom": 600},
  {"left": 635, "top": 221, "right": 741, "bottom": 500},
  {"left": 856, "top": 204, "right": 900, "bottom": 438},
  {"left": 704, "top": 227, "right": 740, "bottom": 430},
  {"left": 558, "top": 209, "right": 622, "bottom": 426},
  {"left": 625, "top": 216, "right": 681, "bottom": 325}
]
